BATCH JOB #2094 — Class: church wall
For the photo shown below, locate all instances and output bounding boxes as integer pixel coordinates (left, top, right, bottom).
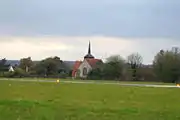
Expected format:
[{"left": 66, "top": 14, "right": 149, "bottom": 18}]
[{"left": 78, "top": 59, "right": 92, "bottom": 78}]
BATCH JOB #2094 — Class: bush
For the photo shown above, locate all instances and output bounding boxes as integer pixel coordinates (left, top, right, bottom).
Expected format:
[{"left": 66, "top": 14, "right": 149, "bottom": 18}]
[
  {"left": 3, "top": 68, "right": 28, "bottom": 78},
  {"left": 88, "top": 68, "right": 103, "bottom": 80},
  {"left": 0, "top": 72, "right": 4, "bottom": 77},
  {"left": 58, "top": 72, "right": 68, "bottom": 78},
  {"left": 14, "top": 68, "right": 27, "bottom": 77},
  {"left": 3, "top": 71, "right": 15, "bottom": 78}
]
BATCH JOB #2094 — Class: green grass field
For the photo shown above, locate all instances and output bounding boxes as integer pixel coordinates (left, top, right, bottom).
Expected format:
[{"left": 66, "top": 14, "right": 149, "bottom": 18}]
[{"left": 0, "top": 79, "right": 179, "bottom": 120}]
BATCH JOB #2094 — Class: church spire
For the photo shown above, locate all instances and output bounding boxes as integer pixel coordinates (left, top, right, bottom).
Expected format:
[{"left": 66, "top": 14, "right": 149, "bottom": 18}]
[
  {"left": 88, "top": 41, "right": 91, "bottom": 54},
  {"left": 84, "top": 41, "right": 94, "bottom": 59}
]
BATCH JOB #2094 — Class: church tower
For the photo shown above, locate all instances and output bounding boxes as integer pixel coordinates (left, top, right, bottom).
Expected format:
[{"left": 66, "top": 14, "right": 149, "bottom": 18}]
[{"left": 84, "top": 41, "right": 95, "bottom": 59}]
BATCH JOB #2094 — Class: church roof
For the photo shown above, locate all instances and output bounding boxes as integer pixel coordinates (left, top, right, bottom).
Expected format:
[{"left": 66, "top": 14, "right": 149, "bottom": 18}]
[
  {"left": 84, "top": 54, "right": 94, "bottom": 59},
  {"left": 72, "top": 61, "right": 82, "bottom": 77},
  {"left": 86, "top": 58, "right": 103, "bottom": 68}
]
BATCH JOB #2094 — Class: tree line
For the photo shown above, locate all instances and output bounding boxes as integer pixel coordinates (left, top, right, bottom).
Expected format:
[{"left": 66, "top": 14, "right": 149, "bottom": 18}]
[
  {"left": 89, "top": 47, "right": 180, "bottom": 83},
  {"left": 0, "top": 47, "right": 180, "bottom": 83},
  {"left": 0, "top": 56, "right": 70, "bottom": 78}
]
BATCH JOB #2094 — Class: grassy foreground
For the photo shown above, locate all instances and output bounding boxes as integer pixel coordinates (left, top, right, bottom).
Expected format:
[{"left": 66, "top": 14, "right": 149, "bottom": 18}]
[{"left": 0, "top": 80, "right": 180, "bottom": 120}]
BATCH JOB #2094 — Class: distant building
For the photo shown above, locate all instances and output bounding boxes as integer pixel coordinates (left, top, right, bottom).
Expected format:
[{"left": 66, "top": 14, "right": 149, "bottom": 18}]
[
  {"left": 9, "top": 66, "right": 14, "bottom": 72},
  {"left": 4, "top": 60, "right": 19, "bottom": 72},
  {"left": 72, "top": 41, "right": 103, "bottom": 79}
]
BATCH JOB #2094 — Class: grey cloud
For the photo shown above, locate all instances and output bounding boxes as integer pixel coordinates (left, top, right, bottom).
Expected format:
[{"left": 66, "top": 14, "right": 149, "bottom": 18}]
[{"left": 0, "top": 0, "right": 180, "bottom": 38}]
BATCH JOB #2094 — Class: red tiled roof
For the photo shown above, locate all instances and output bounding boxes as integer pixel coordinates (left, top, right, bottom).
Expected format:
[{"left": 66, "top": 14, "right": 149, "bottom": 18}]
[
  {"left": 72, "top": 61, "right": 82, "bottom": 77},
  {"left": 85, "top": 58, "right": 103, "bottom": 68}
]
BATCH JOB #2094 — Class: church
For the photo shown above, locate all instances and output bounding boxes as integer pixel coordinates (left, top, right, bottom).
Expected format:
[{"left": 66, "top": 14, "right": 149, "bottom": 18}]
[{"left": 72, "top": 41, "right": 103, "bottom": 79}]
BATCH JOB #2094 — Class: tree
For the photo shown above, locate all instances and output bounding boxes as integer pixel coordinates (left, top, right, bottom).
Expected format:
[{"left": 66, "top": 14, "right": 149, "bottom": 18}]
[
  {"left": 19, "top": 57, "right": 33, "bottom": 73},
  {"left": 0, "top": 58, "right": 9, "bottom": 73},
  {"left": 153, "top": 48, "right": 180, "bottom": 83},
  {"left": 35, "top": 56, "right": 63, "bottom": 77},
  {"left": 87, "top": 55, "right": 125, "bottom": 80},
  {"left": 136, "top": 65, "right": 157, "bottom": 81},
  {"left": 127, "top": 53, "right": 143, "bottom": 81},
  {"left": 102, "top": 55, "right": 125, "bottom": 80},
  {"left": 88, "top": 68, "right": 102, "bottom": 80}
]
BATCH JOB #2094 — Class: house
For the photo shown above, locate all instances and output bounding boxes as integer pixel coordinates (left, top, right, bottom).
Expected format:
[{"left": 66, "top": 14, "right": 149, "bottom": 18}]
[
  {"left": 5, "top": 60, "right": 20, "bottom": 72},
  {"left": 72, "top": 41, "right": 103, "bottom": 79},
  {"left": 9, "top": 66, "right": 14, "bottom": 72}
]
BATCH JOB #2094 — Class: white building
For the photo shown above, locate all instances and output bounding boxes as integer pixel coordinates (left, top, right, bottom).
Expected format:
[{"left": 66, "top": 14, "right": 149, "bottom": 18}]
[{"left": 9, "top": 66, "right": 14, "bottom": 72}]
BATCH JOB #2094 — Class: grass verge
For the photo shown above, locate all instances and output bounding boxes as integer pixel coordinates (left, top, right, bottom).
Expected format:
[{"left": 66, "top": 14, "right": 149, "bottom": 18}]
[{"left": 0, "top": 80, "right": 179, "bottom": 120}]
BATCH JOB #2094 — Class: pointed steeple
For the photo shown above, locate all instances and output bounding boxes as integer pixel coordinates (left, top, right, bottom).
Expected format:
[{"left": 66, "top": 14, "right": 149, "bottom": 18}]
[
  {"left": 88, "top": 41, "right": 91, "bottom": 54},
  {"left": 84, "top": 41, "right": 94, "bottom": 59}
]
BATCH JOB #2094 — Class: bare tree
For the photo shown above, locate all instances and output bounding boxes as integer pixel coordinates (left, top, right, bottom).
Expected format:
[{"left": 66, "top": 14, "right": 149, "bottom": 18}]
[
  {"left": 127, "top": 53, "right": 143, "bottom": 81},
  {"left": 127, "top": 53, "right": 143, "bottom": 67},
  {"left": 172, "top": 47, "right": 180, "bottom": 54}
]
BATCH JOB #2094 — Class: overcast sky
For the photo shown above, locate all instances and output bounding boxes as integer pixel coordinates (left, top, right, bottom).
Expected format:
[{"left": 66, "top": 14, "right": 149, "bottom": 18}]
[{"left": 0, "top": 0, "right": 179, "bottom": 64}]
